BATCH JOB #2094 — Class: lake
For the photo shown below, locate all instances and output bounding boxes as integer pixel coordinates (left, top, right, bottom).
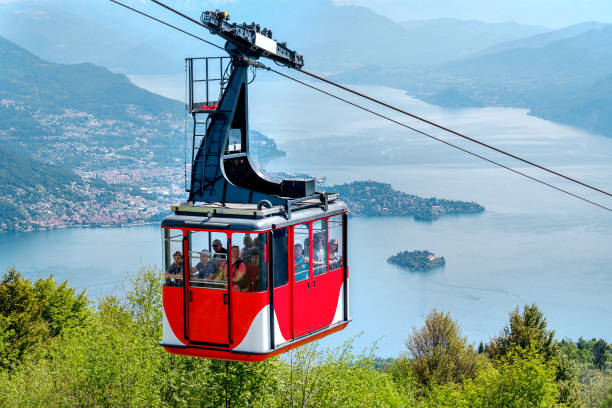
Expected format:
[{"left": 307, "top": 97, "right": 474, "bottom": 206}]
[{"left": 2, "top": 76, "right": 611, "bottom": 357}]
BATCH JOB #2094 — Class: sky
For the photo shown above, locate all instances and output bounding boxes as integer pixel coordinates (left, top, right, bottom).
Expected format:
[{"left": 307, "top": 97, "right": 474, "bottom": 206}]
[
  {"left": 1, "top": 0, "right": 611, "bottom": 28},
  {"left": 334, "top": 0, "right": 612, "bottom": 27}
]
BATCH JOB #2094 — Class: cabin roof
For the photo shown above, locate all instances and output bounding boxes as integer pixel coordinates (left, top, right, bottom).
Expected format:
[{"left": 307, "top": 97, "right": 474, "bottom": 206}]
[{"left": 162, "top": 200, "right": 348, "bottom": 231}]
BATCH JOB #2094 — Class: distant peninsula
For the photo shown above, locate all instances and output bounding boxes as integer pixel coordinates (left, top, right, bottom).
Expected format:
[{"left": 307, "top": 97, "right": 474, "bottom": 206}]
[
  {"left": 387, "top": 250, "right": 445, "bottom": 271},
  {"left": 330, "top": 181, "right": 484, "bottom": 221}
]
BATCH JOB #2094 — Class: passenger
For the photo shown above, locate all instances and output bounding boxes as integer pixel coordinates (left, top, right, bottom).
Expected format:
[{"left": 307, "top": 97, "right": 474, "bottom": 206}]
[
  {"left": 213, "top": 259, "right": 228, "bottom": 283},
  {"left": 193, "top": 251, "right": 216, "bottom": 279},
  {"left": 212, "top": 239, "right": 228, "bottom": 259},
  {"left": 328, "top": 239, "right": 342, "bottom": 270},
  {"left": 245, "top": 251, "right": 260, "bottom": 292},
  {"left": 241, "top": 234, "right": 254, "bottom": 259},
  {"left": 294, "top": 243, "right": 308, "bottom": 281},
  {"left": 312, "top": 232, "right": 326, "bottom": 274},
  {"left": 231, "top": 245, "right": 247, "bottom": 291},
  {"left": 165, "top": 251, "right": 184, "bottom": 286},
  {"left": 303, "top": 237, "right": 310, "bottom": 258}
]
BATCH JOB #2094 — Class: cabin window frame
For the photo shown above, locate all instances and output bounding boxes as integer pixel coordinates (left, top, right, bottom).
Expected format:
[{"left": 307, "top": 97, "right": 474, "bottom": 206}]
[{"left": 162, "top": 227, "right": 187, "bottom": 287}]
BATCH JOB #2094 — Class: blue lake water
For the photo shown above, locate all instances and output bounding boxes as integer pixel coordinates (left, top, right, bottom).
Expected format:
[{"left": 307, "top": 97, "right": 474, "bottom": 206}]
[{"left": 3, "top": 78, "right": 612, "bottom": 357}]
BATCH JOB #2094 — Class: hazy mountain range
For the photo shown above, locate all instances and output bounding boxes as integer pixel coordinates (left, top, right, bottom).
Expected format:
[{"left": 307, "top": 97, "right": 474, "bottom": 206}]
[
  {"left": 327, "top": 18, "right": 612, "bottom": 137},
  {"left": 2, "top": 0, "right": 609, "bottom": 138},
  {"left": 0, "top": 0, "right": 546, "bottom": 74}
]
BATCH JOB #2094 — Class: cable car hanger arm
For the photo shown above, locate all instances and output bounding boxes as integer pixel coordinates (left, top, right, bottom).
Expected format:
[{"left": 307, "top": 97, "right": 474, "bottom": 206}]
[{"left": 149, "top": 0, "right": 302, "bottom": 69}]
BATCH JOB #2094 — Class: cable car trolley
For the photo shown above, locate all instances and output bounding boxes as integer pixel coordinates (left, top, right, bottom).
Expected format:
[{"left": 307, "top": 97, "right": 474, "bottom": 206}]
[{"left": 160, "top": 10, "right": 350, "bottom": 362}]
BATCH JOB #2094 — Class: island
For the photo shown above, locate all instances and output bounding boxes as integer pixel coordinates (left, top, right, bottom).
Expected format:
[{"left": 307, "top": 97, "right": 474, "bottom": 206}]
[
  {"left": 330, "top": 181, "right": 484, "bottom": 221},
  {"left": 387, "top": 250, "right": 445, "bottom": 271}
]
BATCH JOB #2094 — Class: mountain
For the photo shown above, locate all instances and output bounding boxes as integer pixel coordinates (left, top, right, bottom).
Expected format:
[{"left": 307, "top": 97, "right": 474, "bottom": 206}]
[
  {"left": 0, "top": 36, "right": 181, "bottom": 117},
  {"left": 475, "top": 21, "right": 609, "bottom": 56},
  {"left": 414, "top": 25, "right": 612, "bottom": 137},
  {"left": 444, "top": 25, "right": 612, "bottom": 87},
  {"left": 0, "top": 35, "right": 184, "bottom": 170},
  {"left": 333, "top": 23, "right": 612, "bottom": 138},
  {"left": 0, "top": 36, "right": 187, "bottom": 231},
  {"left": 530, "top": 74, "right": 612, "bottom": 137},
  {"left": 0, "top": 36, "right": 289, "bottom": 232},
  {"left": 396, "top": 18, "right": 547, "bottom": 65}
]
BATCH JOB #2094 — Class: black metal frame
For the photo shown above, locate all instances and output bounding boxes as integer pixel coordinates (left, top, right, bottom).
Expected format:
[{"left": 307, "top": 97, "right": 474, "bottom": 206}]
[{"left": 186, "top": 56, "right": 231, "bottom": 113}]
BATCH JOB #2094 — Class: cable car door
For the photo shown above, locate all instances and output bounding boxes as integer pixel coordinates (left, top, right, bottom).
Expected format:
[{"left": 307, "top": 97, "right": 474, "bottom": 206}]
[
  {"left": 292, "top": 223, "right": 312, "bottom": 337},
  {"left": 186, "top": 231, "right": 230, "bottom": 346}
]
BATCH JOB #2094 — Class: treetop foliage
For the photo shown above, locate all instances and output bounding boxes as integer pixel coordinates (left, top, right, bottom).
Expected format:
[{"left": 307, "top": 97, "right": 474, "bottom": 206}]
[
  {"left": 487, "top": 303, "right": 558, "bottom": 362},
  {"left": 404, "top": 309, "right": 483, "bottom": 389},
  {"left": 0, "top": 268, "right": 88, "bottom": 370}
]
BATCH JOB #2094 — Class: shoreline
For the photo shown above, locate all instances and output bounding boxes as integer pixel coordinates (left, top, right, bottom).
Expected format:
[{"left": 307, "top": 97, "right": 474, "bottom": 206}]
[{"left": 0, "top": 220, "right": 163, "bottom": 234}]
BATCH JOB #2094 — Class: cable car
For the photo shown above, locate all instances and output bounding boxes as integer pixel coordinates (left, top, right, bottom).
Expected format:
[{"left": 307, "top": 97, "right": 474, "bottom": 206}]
[{"left": 160, "top": 12, "right": 350, "bottom": 361}]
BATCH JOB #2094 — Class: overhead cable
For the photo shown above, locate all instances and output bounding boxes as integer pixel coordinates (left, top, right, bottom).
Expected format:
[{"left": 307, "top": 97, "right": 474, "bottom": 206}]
[{"left": 109, "top": 0, "right": 224, "bottom": 51}]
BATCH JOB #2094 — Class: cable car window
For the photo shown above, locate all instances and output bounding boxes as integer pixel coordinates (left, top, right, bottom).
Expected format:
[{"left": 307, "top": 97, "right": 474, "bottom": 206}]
[
  {"left": 163, "top": 229, "right": 184, "bottom": 287},
  {"left": 272, "top": 228, "right": 289, "bottom": 288},
  {"left": 328, "top": 215, "right": 343, "bottom": 270},
  {"left": 188, "top": 231, "right": 228, "bottom": 289},
  {"left": 312, "top": 219, "right": 327, "bottom": 276},
  {"left": 293, "top": 223, "right": 309, "bottom": 282},
  {"left": 231, "top": 232, "right": 268, "bottom": 292}
]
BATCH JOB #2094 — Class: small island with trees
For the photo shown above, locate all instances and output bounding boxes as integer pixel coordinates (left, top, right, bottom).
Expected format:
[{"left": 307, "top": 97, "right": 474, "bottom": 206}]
[{"left": 387, "top": 250, "right": 446, "bottom": 271}]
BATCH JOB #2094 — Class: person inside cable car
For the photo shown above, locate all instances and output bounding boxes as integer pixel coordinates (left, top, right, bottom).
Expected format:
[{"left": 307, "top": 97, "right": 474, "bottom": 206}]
[
  {"left": 328, "top": 239, "right": 341, "bottom": 270},
  {"left": 241, "top": 234, "right": 254, "bottom": 259},
  {"left": 212, "top": 239, "right": 228, "bottom": 258},
  {"left": 193, "top": 251, "right": 216, "bottom": 280},
  {"left": 231, "top": 245, "right": 247, "bottom": 291},
  {"left": 213, "top": 259, "right": 228, "bottom": 284},
  {"left": 245, "top": 251, "right": 261, "bottom": 292},
  {"left": 312, "top": 232, "right": 326, "bottom": 275},
  {"left": 294, "top": 243, "right": 309, "bottom": 282},
  {"left": 165, "top": 251, "right": 184, "bottom": 286}
]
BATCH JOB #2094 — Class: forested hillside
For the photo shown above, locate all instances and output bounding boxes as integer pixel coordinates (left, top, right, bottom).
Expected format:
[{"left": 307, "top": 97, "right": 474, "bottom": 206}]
[
  {"left": 0, "top": 35, "right": 184, "bottom": 169},
  {"left": 0, "top": 37, "right": 289, "bottom": 232},
  {"left": 0, "top": 268, "right": 610, "bottom": 407}
]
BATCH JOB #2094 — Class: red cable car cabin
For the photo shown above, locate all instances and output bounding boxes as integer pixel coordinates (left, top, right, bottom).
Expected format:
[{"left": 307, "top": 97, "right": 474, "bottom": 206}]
[
  {"left": 161, "top": 201, "right": 350, "bottom": 362},
  {"left": 161, "top": 17, "right": 350, "bottom": 361}
]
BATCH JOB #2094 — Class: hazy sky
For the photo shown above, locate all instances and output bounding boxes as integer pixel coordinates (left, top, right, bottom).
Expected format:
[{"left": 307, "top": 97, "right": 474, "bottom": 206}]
[
  {"left": 334, "top": 0, "right": 612, "bottom": 27},
  {"left": 1, "top": 0, "right": 610, "bottom": 28}
]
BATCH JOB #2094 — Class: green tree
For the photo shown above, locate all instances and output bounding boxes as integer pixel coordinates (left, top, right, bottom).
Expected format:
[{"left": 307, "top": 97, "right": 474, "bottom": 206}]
[
  {"left": 488, "top": 304, "right": 585, "bottom": 407},
  {"left": 419, "top": 345, "right": 559, "bottom": 408},
  {"left": 405, "top": 310, "right": 483, "bottom": 390},
  {"left": 0, "top": 268, "right": 88, "bottom": 370},
  {"left": 593, "top": 339, "right": 608, "bottom": 370},
  {"left": 267, "top": 340, "right": 404, "bottom": 408},
  {"left": 555, "top": 353, "right": 582, "bottom": 408},
  {"left": 602, "top": 380, "right": 612, "bottom": 408},
  {"left": 0, "top": 267, "right": 278, "bottom": 408},
  {"left": 577, "top": 365, "right": 612, "bottom": 408},
  {"left": 488, "top": 303, "right": 557, "bottom": 362}
]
